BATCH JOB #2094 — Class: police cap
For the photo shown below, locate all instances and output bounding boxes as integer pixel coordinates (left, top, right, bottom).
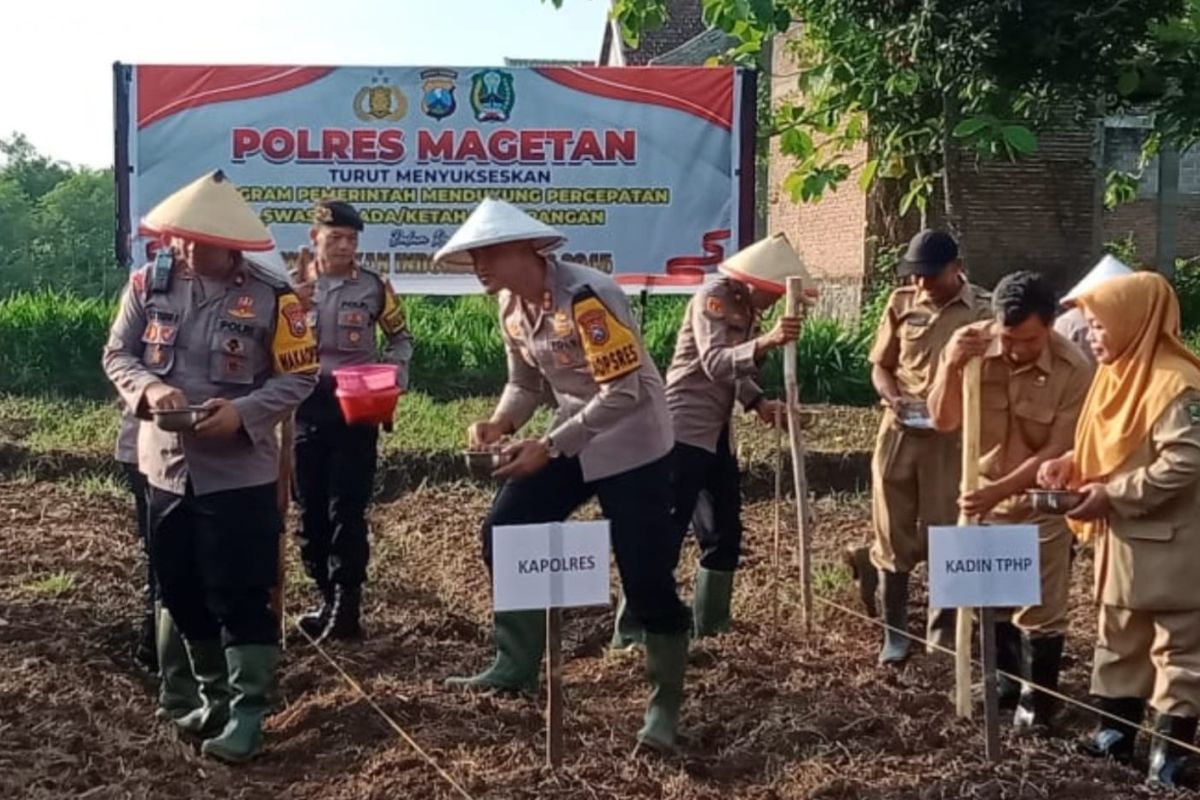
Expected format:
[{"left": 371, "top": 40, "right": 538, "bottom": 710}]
[{"left": 313, "top": 199, "right": 364, "bottom": 232}]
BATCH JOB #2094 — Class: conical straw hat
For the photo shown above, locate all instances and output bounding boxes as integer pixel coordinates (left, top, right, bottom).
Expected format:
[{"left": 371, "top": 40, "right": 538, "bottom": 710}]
[
  {"left": 1063, "top": 254, "right": 1132, "bottom": 302},
  {"left": 719, "top": 233, "right": 810, "bottom": 294},
  {"left": 433, "top": 198, "right": 565, "bottom": 267},
  {"left": 141, "top": 170, "right": 273, "bottom": 251}
]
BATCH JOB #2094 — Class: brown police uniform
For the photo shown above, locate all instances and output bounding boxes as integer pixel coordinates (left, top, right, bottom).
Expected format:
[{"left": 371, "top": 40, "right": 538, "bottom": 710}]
[
  {"left": 868, "top": 279, "right": 991, "bottom": 573},
  {"left": 937, "top": 321, "right": 1092, "bottom": 636},
  {"left": 103, "top": 257, "right": 318, "bottom": 645},
  {"left": 1091, "top": 389, "right": 1200, "bottom": 717},
  {"left": 293, "top": 264, "right": 412, "bottom": 605}
]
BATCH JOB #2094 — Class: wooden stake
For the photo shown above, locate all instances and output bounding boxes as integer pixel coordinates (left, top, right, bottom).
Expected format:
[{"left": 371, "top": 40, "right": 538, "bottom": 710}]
[
  {"left": 980, "top": 606, "right": 1001, "bottom": 760},
  {"left": 955, "top": 359, "right": 982, "bottom": 719},
  {"left": 784, "top": 277, "right": 813, "bottom": 632},
  {"left": 546, "top": 607, "right": 564, "bottom": 769},
  {"left": 273, "top": 415, "right": 295, "bottom": 644},
  {"left": 772, "top": 403, "right": 783, "bottom": 626}
]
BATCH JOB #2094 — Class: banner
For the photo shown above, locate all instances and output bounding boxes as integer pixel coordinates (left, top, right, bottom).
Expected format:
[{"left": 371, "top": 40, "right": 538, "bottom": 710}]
[{"left": 114, "top": 64, "right": 753, "bottom": 293}]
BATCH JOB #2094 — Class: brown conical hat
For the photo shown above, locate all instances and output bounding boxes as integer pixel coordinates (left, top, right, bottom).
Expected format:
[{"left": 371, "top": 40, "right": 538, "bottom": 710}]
[{"left": 141, "top": 170, "right": 273, "bottom": 251}]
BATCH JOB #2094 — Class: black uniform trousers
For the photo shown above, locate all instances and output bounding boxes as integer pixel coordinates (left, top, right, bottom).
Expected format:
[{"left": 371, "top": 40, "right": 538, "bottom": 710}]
[
  {"left": 148, "top": 481, "right": 281, "bottom": 647},
  {"left": 669, "top": 427, "right": 744, "bottom": 573},
  {"left": 293, "top": 385, "right": 378, "bottom": 590},
  {"left": 482, "top": 454, "right": 691, "bottom": 635},
  {"left": 120, "top": 462, "right": 156, "bottom": 611}
]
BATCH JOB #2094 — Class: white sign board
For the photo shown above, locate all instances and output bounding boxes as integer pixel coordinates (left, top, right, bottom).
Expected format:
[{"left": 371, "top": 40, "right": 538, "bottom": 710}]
[
  {"left": 492, "top": 521, "right": 611, "bottom": 612},
  {"left": 928, "top": 525, "right": 1041, "bottom": 609}
]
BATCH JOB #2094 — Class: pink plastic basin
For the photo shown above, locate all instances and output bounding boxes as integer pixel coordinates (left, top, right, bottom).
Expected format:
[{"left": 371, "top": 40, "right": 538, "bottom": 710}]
[
  {"left": 333, "top": 364, "right": 398, "bottom": 394},
  {"left": 336, "top": 387, "right": 400, "bottom": 425}
]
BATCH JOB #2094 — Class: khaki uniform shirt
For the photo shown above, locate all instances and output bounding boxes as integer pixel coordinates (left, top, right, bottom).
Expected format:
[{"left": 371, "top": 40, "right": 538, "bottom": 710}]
[
  {"left": 870, "top": 280, "right": 992, "bottom": 400},
  {"left": 1098, "top": 389, "right": 1200, "bottom": 610},
  {"left": 494, "top": 257, "right": 673, "bottom": 482},
  {"left": 664, "top": 277, "right": 764, "bottom": 453},
  {"left": 1052, "top": 308, "right": 1094, "bottom": 366},
  {"left": 931, "top": 321, "right": 1092, "bottom": 521},
  {"left": 103, "top": 259, "right": 319, "bottom": 496},
  {"left": 307, "top": 266, "right": 413, "bottom": 389}
]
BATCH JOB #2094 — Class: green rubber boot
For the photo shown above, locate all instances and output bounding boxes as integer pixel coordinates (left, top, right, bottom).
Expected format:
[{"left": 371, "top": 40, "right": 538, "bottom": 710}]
[
  {"left": 636, "top": 632, "right": 689, "bottom": 753},
  {"left": 201, "top": 644, "right": 279, "bottom": 764},
  {"left": 174, "top": 639, "right": 231, "bottom": 738},
  {"left": 693, "top": 568, "right": 734, "bottom": 638},
  {"left": 608, "top": 592, "right": 645, "bottom": 654},
  {"left": 153, "top": 605, "right": 201, "bottom": 722},
  {"left": 444, "top": 610, "right": 545, "bottom": 694}
]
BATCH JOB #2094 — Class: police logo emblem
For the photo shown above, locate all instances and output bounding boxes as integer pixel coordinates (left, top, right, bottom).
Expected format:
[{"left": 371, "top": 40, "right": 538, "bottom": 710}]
[
  {"left": 470, "top": 69, "right": 516, "bottom": 122},
  {"left": 354, "top": 71, "right": 407, "bottom": 122},
  {"left": 420, "top": 69, "right": 458, "bottom": 120},
  {"left": 229, "top": 295, "right": 255, "bottom": 319},
  {"left": 282, "top": 301, "right": 308, "bottom": 338},
  {"left": 578, "top": 309, "right": 610, "bottom": 346}
]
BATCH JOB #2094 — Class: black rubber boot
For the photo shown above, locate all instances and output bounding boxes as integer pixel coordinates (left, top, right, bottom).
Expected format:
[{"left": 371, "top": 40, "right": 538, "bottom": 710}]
[
  {"left": 322, "top": 585, "right": 363, "bottom": 641},
  {"left": 1078, "top": 696, "right": 1145, "bottom": 762},
  {"left": 134, "top": 607, "right": 158, "bottom": 673},
  {"left": 296, "top": 582, "right": 333, "bottom": 641},
  {"left": 1013, "top": 633, "right": 1065, "bottom": 731},
  {"left": 842, "top": 545, "right": 878, "bottom": 619},
  {"left": 879, "top": 570, "right": 910, "bottom": 664},
  {"left": 995, "top": 621, "right": 1022, "bottom": 711},
  {"left": 926, "top": 607, "right": 956, "bottom": 655},
  {"left": 1147, "top": 713, "right": 1198, "bottom": 789}
]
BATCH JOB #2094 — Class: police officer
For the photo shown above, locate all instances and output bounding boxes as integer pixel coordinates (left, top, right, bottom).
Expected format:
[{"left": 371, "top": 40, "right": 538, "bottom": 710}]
[
  {"left": 434, "top": 198, "right": 692, "bottom": 753},
  {"left": 103, "top": 170, "right": 317, "bottom": 764},
  {"left": 928, "top": 271, "right": 1092, "bottom": 728},
  {"left": 290, "top": 199, "right": 412, "bottom": 642},
  {"left": 657, "top": 233, "right": 806, "bottom": 637},
  {"left": 861, "top": 230, "right": 992, "bottom": 663}
]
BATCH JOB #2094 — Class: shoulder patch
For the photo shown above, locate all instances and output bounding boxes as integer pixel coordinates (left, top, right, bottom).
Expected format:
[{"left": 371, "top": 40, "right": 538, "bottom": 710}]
[
  {"left": 572, "top": 289, "right": 642, "bottom": 383},
  {"left": 272, "top": 291, "right": 319, "bottom": 375},
  {"left": 704, "top": 295, "right": 725, "bottom": 319},
  {"left": 378, "top": 280, "right": 407, "bottom": 336}
]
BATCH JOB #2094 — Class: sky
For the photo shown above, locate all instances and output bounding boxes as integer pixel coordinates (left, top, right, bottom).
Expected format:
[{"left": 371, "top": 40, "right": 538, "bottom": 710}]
[{"left": 1, "top": 0, "right": 612, "bottom": 168}]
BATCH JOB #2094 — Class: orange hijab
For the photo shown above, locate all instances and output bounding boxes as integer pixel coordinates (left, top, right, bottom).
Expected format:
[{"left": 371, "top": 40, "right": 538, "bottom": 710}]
[{"left": 1069, "top": 273, "right": 1200, "bottom": 538}]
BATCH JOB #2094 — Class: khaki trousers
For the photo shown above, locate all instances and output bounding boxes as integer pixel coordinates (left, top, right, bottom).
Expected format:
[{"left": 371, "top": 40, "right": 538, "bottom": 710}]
[
  {"left": 1006, "top": 516, "right": 1073, "bottom": 636},
  {"left": 870, "top": 414, "right": 960, "bottom": 574},
  {"left": 1092, "top": 605, "right": 1200, "bottom": 716}
]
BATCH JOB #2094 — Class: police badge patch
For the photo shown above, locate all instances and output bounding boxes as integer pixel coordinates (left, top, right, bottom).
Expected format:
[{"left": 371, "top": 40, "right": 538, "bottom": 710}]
[
  {"left": 578, "top": 309, "right": 610, "bottom": 346},
  {"left": 421, "top": 69, "right": 458, "bottom": 120}
]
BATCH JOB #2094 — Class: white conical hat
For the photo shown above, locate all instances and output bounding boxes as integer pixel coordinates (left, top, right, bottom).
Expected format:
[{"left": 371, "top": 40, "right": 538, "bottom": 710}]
[
  {"left": 719, "top": 233, "right": 811, "bottom": 294},
  {"left": 1063, "top": 254, "right": 1132, "bottom": 302},
  {"left": 141, "top": 170, "right": 273, "bottom": 252},
  {"left": 433, "top": 198, "right": 565, "bottom": 267}
]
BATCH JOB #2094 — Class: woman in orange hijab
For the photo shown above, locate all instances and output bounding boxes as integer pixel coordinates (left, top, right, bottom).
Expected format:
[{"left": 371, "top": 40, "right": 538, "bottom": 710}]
[{"left": 1038, "top": 272, "right": 1200, "bottom": 788}]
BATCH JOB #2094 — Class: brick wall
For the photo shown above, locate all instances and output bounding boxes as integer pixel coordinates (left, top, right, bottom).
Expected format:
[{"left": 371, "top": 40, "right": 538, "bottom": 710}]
[
  {"left": 951, "top": 124, "right": 1103, "bottom": 293},
  {"left": 1103, "top": 197, "right": 1200, "bottom": 265}
]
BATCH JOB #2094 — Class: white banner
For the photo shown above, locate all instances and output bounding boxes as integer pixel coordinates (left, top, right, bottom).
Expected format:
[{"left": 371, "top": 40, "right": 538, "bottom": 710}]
[
  {"left": 115, "top": 64, "right": 751, "bottom": 294},
  {"left": 928, "top": 525, "right": 1041, "bottom": 609},
  {"left": 492, "top": 521, "right": 611, "bottom": 612}
]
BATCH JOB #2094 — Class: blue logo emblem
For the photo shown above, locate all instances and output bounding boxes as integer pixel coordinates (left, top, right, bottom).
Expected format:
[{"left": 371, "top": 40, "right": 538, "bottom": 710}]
[{"left": 420, "top": 69, "right": 458, "bottom": 120}]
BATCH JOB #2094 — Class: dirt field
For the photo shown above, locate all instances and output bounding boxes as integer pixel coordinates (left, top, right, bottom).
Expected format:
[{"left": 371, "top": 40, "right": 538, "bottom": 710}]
[{"left": 0, "top": 477, "right": 1177, "bottom": 799}]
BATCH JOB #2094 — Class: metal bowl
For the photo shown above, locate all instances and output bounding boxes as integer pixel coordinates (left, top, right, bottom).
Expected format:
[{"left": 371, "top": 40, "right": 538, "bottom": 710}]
[
  {"left": 896, "top": 401, "right": 933, "bottom": 429},
  {"left": 1026, "top": 489, "right": 1084, "bottom": 514},
  {"left": 464, "top": 450, "right": 505, "bottom": 480},
  {"left": 151, "top": 406, "right": 210, "bottom": 432}
]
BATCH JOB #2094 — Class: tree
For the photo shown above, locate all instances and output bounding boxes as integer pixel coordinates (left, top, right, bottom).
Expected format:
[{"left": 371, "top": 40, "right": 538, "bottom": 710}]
[
  {"left": 34, "top": 169, "right": 120, "bottom": 296},
  {"left": 0, "top": 179, "right": 36, "bottom": 293},
  {"left": 550, "top": 0, "right": 1200, "bottom": 234},
  {"left": 0, "top": 133, "right": 72, "bottom": 202}
]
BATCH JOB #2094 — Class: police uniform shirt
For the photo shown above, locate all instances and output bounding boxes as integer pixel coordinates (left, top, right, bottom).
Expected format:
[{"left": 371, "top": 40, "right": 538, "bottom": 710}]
[
  {"left": 307, "top": 266, "right": 412, "bottom": 388},
  {"left": 935, "top": 320, "right": 1093, "bottom": 518},
  {"left": 664, "top": 276, "right": 763, "bottom": 453},
  {"left": 103, "top": 259, "right": 319, "bottom": 496},
  {"left": 870, "top": 278, "right": 992, "bottom": 399},
  {"left": 115, "top": 406, "right": 139, "bottom": 465},
  {"left": 493, "top": 257, "right": 673, "bottom": 482}
]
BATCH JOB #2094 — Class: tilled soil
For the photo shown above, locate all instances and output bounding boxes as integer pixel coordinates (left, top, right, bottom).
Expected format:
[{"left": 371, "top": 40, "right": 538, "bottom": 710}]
[{"left": 0, "top": 478, "right": 1179, "bottom": 799}]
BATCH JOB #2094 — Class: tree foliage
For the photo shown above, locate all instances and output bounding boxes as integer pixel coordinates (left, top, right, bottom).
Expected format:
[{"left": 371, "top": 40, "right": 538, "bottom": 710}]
[
  {"left": 558, "top": 0, "right": 1200, "bottom": 223},
  {"left": 0, "top": 134, "right": 121, "bottom": 297}
]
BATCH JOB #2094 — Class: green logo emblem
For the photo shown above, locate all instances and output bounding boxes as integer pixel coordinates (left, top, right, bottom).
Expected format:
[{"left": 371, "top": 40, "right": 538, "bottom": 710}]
[{"left": 470, "top": 70, "right": 516, "bottom": 122}]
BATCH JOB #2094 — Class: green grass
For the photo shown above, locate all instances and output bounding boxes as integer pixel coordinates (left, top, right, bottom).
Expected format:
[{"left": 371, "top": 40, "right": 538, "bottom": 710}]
[{"left": 21, "top": 570, "right": 77, "bottom": 598}]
